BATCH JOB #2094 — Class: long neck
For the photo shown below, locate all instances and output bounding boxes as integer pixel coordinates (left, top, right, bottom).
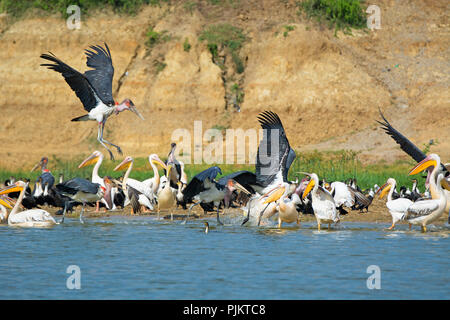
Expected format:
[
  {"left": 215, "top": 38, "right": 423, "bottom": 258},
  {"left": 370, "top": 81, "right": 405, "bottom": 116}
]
[
  {"left": 312, "top": 176, "right": 319, "bottom": 196},
  {"left": 92, "top": 156, "right": 103, "bottom": 181},
  {"left": 387, "top": 181, "right": 395, "bottom": 202},
  {"left": 114, "top": 102, "right": 128, "bottom": 114},
  {"left": 429, "top": 165, "right": 439, "bottom": 199},
  {"left": 122, "top": 162, "right": 134, "bottom": 195},
  {"left": 10, "top": 187, "right": 25, "bottom": 219},
  {"left": 150, "top": 162, "right": 160, "bottom": 192}
]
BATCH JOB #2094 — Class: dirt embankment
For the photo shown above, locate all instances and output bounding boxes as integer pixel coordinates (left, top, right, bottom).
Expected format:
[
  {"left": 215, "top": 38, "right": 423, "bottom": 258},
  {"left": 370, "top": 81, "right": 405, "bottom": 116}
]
[{"left": 0, "top": 0, "right": 448, "bottom": 170}]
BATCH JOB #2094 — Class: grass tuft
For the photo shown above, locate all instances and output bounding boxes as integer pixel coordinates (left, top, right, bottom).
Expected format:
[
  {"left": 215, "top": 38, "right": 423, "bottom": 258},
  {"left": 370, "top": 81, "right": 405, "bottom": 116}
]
[{"left": 297, "top": 0, "right": 367, "bottom": 35}]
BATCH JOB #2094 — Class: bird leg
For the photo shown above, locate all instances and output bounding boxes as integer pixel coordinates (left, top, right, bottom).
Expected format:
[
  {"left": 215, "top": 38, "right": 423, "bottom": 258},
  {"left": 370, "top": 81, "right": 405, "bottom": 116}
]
[
  {"left": 421, "top": 225, "right": 427, "bottom": 233},
  {"left": 241, "top": 200, "right": 252, "bottom": 226},
  {"left": 97, "top": 122, "right": 115, "bottom": 160},
  {"left": 80, "top": 203, "right": 85, "bottom": 224},
  {"left": 184, "top": 202, "right": 199, "bottom": 224},
  {"left": 95, "top": 201, "right": 100, "bottom": 212},
  {"left": 216, "top": 206, "right": 223, "bottom": 226},
  {"left": 100, "top": 120, "right": 123, "bottom": 156},
  {"left": 278, "top": 218, "right": 282, "bottom": 229},
  {"left": 317, "top": 221, "right": 321, "bottom": 231},
  {"left": 60, "top": 201, "right": 68, "bottom": 224},
  {"left": 257, "top": 203, "right": 270, "bottom": 226},
  {"left": 387, "top": 223, "right": 395, "bottom": 230}
]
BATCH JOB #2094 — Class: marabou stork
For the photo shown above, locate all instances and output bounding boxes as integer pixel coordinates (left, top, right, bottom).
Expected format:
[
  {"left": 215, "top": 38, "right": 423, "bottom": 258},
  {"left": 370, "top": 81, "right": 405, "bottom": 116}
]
[
  {"left": 55, "top": 177, "right": 107, "bottom": 223},
  {"left": 40, "top": 43, "right": 144, "bottom": 160},
  {"left": 164, "top": 143, "right": 188, "bottom": 189},
  {"left": 241, "top": 111, "right": 296, "bottom": 225},
  {"left": 31, "top": 156, "right": 55, "bottom": 195},
  {"left": 0, "top": 181, "right": 57, "bottom": 227},
  {"left": 182, "top": 166, "right": 251, "bottom": 225}
]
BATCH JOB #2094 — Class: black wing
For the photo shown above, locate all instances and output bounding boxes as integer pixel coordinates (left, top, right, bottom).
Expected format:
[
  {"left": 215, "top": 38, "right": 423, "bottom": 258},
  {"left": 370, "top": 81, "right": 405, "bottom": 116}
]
[
  {"left": 255, "top": 111, "right": 295, "bottom": 186},
  {"left": 377, "top": 110, "right": 448, "bottom": 173},
  {"left": 56, "top": 178, "right": 100, "bottom": 196},
  {"left": 217, "top": 170, "right": 260, "bottom": 194},
  {"left": 40, "top": 53, "right": 98, "bottom": 112},
  {"left": 377, "top": 110, "right": 426, "bottom": 163},
  {"left": 38, "top": 171, "right": 55, "bottom": 190},
  {"left": 84, "top": 43, "right": 115, "bottom": 106},
  {"left": 183, "top": 166, "right": 222, "bottom": 202}
]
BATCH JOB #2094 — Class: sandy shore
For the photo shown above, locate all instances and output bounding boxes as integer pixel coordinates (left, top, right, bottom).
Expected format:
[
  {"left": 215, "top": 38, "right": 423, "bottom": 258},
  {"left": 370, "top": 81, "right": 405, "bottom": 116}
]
[{"left": 41, "top": 197, "right": 449, "bottom": 227}]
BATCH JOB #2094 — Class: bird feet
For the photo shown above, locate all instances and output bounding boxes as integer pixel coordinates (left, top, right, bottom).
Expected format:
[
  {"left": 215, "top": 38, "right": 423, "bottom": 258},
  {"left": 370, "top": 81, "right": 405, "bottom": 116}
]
[{"left": 107, "top": 150, "right": 115, "bottom": 161}]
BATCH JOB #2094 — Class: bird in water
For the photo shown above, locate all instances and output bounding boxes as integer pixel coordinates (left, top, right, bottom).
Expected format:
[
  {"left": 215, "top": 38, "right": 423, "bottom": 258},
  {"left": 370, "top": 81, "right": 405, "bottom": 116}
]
[{"left": 0, "top": 181, "right": 57, "bottom": 227}]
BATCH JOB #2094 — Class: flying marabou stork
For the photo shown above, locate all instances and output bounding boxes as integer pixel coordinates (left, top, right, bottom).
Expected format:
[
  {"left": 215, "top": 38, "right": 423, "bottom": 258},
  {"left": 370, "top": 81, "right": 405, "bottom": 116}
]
[{"left": 40, "top": 43, "right": 144, "bottom": 160}]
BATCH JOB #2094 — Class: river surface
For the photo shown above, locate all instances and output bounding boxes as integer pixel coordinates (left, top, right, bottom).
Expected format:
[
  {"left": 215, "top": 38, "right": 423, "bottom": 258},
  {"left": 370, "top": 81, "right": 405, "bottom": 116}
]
[{"left": 0, "top": 216, "right": 449, "bottom": 299}]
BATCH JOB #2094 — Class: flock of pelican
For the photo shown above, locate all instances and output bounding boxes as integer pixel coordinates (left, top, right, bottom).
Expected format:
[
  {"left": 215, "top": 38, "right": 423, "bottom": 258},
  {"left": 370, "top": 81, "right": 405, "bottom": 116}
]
[{"left": 0, "top": 44, "right": 449, "bottom": 232}]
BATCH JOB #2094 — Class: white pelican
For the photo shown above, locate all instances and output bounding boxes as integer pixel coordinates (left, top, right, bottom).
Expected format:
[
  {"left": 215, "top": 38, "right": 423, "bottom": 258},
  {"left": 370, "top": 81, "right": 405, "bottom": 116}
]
[
  {"left": 0, "top": 196, "right": 14, "bottom": 223},
  {"left": 141, "top": 154, "right": 167, "bottom": 194},
  {"left": 0, "top": 181, "right": 56, "bottom": 227},
  {"left": 239, "top": 111, "right": 296, "bottom": 225},
  {"left": 329, "top": 181, "right": 355, "bottom": 208},
  {"left": 378, "top": 111, "right": 449, "bottom": 195},
  {"left": 157, "top": 164, "right": 177, "bottom": 220},
  {"left": 78, "top": 150, "right": 114, "bottom": 211},
  {"left": 256, "top": 182, "right": 301, "bottom": 228},
  {"left": 407, "top": 154, "right": 450, "bottom": 231},
  {"left": 379, "top": 178, "right": 413, "bottom": 230},
  {"left": 302, "top": 173, "right": 339, "bottom": 231},
  {"left": 114, "top": 156, "right": 156, "bottom": 214}
]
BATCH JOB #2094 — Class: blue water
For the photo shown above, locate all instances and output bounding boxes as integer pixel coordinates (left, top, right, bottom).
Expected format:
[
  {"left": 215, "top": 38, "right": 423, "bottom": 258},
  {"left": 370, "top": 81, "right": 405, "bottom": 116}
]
[{"left": 0, "top": 216, "right": 449, "bottom": 299}]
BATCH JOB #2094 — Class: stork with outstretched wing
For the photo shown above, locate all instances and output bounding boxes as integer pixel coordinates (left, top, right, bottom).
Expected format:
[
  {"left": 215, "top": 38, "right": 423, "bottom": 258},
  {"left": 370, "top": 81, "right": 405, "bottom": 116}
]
[
  {"left": 377, "top": 110, "right": 450, "bottom": 221},
  {"left": 40, "top": 43, "right": 144, "bottom": 160},
  {"left": 241, "top": 111, "right": 296, "bottom": 225}
]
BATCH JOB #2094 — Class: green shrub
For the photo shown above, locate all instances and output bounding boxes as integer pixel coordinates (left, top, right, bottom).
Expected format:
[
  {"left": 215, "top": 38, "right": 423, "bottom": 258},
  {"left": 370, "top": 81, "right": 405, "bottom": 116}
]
[
  {"left": 183, "top": 1, "right": 197, "bottom": 14},
  {"left": 0, "top": 0, "right": 169, "bottom": 17},
  {"left": 153, "top": 59, "right": 167, "bottom": 74},
  {"left": 183, "top": 38, "right": 191, "bottom": 52},
  {"left": 145, "top": 27, "right": 171, "bottom": 48},
  {"left": 199, "top": 23, "right": 246, "bottom": 73},
  {"left": 297, "top": 0, "right": 367, "bottom": 35}
]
